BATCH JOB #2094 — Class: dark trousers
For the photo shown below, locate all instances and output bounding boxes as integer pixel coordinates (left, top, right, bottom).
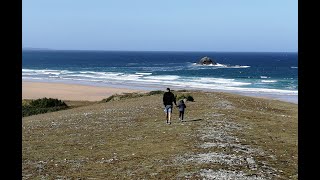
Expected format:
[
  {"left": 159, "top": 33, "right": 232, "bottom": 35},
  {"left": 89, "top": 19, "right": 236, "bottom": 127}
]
[{"left": 179, "top": 111, "right": 184, "bottom": 120}]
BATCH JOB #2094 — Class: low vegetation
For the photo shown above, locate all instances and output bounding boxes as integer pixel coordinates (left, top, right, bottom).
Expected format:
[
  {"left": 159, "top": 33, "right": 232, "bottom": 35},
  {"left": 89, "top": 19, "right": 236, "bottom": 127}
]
[
  {"left": 102, "top": 90, "right": 194, "bottom": 103},
  {"left": 22, "top": 98, "right": 68, "bottom": 117},
  {"left": 147, "top": 90, "right": 164, "bottom": 95},
  {"left": 102, "top": 93, "right": 145, "bottom": 102},
  {"left": 176, "top": 94, "right": 195, "bottom": 102}
]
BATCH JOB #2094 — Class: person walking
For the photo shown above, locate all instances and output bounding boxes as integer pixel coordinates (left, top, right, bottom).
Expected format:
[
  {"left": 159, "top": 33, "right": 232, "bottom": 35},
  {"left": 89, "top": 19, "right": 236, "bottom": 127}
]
[
  {"left": 177, "top": 99, "right": 186, "bottom": 121},
  {"left": 163, "top": 88, "right": 177, "bottom": 124}
]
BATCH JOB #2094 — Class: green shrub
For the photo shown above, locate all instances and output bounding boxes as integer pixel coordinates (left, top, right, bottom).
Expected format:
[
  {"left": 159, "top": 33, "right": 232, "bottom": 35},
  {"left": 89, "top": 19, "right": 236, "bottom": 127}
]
[
  {"left": 104, "top": 95, "right": 116, "bottom": 102},
  {"left": 186, "top": 95, "right": 194, "bottom": 102},
  {"left": 22, "top": 100, "right": 30, "bottom": 106},
  {"left": 29, "top": 97, "right": 67, "bottom": 108},
  {"left": 176, "top": 94, "right": 194, "bottom": 102},
  {"left": 22, "top": 98, "right": 68, "bottom": 117},
  {"left": 176, "top": 94, "right": 187, "bottom": 101},
  {"left": 103, "top": 90, "right": 166, "bottom": 103},
  {"left": 177, "top": 89, "right": 188, "bottom": 92},
  {"left": 147, "top": 90, "right": 164, "bottom": 95},
  {"left": 103, "top": 93, "right": 144, "bottom": 102}
]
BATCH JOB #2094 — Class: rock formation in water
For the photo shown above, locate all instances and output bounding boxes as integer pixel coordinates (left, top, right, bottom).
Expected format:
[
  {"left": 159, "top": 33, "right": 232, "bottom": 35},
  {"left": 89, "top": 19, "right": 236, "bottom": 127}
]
[{"left": 198, "top": 56, "right": 217, "bottom": 65}]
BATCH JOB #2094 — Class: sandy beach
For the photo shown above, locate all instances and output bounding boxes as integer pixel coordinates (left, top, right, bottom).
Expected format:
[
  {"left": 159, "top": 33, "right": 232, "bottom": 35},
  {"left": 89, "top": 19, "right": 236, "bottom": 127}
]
[{"left": 22, "top": 81, "right": 147, "bottom": 101}]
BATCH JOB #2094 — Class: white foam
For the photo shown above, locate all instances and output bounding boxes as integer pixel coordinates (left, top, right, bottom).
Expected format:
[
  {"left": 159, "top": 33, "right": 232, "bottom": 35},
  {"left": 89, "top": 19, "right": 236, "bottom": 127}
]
[
  {"left": 169, "top": 81, "right": 297, "bottom": 95},
  {"left": 63, "top": 78, "right": 103, "bottom": 82},
  {"left": 221, "top": 86, "right": 298, "bottom": 95},
  {"left": 228, "top": 65, "right": 251, "bottom": 68},
  {"left": 23, "top": 69, "right": 73, "bottom": 76},
  {"left": 22, "top": 68, "right": 297, "bottom": 97},
  {"left": 128, "top": 74, "right": 144, "bottom": 77},
  {"left": 143, "top": 75, "right": 180, "bottom": 80},
  {"left": 135, "top": 72, "right": 152, "bottom": 75},
  {"left": 118, "top": 74, "right": 142, "bottom": 81},
  {"left": 91, "top": 72, "right": 124, "bottom": 76},
  {"left": 135, "top": 79, "right": 162, "bottom": 83},
  {"left": 23, "top": 77, "right": 43, "bottom": 80},
  {"left": 22, "top": 73, "right": 34, "bottom": 76},
  {"left": 191, "top": 63, "right": 250, "bottom": 68},
  {"left": 103, "top": 72, "right": 124, "bottom": 76},
  {"left": 59, "top": 70, "right": 73, "bottom": 74},
  {"left": 79, "top": 71, "right": 97, "bottom": 74},
  {"left": 23, "top": 69, "right": 59, "bottom": 72},
  {"left": 65, "top": 74, "right": 97, "bottom": 78},
  {"left": 207, "top": 63, "right": 227, "bottom": 67},
  {"left": 261, "top": 80, "right": 277, "bottom": 83},
  {"left": 22, "top": 69, "right": 37, "bottom": 73},
  {"left": 192, "top": 63, "right": 227, "bottom": 67},
  {"left": 193, "top": 78, "right": 251, "bottom": 86},
  {"left": 291, "top": 66, "right": 298, "bottom": 69}
]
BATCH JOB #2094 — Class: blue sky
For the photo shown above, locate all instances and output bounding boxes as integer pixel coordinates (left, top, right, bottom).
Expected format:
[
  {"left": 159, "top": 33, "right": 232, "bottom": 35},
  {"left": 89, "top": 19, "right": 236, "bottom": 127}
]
[{"left": 22, "top": 0, "right": 297, "bottom": 52}]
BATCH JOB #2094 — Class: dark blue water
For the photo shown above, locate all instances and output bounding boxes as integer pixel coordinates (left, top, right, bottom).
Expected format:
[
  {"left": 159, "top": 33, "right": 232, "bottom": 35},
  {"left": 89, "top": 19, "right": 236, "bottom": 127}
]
[{"left": 22, "top": 50, "right": 298, "bottom": 102}]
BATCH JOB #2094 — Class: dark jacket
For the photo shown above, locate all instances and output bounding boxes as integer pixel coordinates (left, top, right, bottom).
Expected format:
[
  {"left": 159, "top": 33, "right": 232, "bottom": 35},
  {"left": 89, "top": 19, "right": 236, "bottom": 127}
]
[
  {"left": 163, "top": 92, "right": 176, "bottom": 106},
  {"left": 177, "top": 102, "right": 186, "bottom": 111}
]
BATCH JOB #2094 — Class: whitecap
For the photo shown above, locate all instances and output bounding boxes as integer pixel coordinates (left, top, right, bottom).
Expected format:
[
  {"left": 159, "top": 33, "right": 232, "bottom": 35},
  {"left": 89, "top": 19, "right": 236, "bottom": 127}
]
[{"left": 261, "top": 80, "right": 277, "bottom": 83}]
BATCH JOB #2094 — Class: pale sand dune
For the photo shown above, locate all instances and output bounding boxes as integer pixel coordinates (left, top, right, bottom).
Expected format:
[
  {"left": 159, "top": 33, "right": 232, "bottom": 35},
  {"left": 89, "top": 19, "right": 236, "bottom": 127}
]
[{"left": 22, "top": 81, "right": 147, "bottom": 101}]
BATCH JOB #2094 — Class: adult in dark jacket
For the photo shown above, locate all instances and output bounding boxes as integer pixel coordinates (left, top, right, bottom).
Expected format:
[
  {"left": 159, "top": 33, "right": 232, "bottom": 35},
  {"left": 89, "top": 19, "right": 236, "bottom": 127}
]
[{"left": 163, "top": 88, "right": 177, "bottom": 124}]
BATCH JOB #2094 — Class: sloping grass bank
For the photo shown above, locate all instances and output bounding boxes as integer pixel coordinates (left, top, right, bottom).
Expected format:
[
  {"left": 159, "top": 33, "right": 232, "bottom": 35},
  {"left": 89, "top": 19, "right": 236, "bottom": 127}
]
[{"left": 22, "top": 91, "right": 297, "bottom": 179}]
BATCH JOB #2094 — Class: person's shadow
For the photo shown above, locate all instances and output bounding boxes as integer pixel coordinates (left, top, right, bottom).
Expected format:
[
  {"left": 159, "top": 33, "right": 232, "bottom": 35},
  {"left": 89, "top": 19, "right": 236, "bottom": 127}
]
[{"left": 182, "top": 118, "right": 203, "bottom": 122}]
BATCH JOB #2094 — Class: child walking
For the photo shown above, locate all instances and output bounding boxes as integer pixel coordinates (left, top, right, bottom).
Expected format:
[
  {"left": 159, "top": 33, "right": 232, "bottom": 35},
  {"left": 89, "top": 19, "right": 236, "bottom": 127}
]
[{"left": 177, "top": 99, "right": 186, "bottom": 121}]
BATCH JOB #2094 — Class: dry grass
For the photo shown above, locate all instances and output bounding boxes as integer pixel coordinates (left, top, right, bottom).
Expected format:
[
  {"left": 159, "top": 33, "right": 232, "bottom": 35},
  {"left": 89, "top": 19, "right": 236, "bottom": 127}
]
[{"left": 22, "top": 91, "right": 297, "bottom": 179}]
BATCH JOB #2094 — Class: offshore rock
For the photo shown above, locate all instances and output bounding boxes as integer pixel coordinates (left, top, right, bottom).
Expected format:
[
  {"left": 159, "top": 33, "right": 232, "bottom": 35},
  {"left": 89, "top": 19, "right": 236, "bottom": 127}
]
[{"left": 198, "top": 56, "right": 217, "bottom": 65}]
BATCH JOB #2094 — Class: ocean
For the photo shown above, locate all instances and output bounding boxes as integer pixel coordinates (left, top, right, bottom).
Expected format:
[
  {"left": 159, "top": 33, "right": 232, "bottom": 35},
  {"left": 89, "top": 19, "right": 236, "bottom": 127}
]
[{"left": 22, "top": 50, "right": 298, "bottom": 103}]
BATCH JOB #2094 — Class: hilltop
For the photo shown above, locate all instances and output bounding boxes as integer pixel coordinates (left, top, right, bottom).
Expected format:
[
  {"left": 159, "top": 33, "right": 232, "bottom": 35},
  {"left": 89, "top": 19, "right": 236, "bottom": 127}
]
[{"left": 22, "top": 90, "right": 297, "bottom": 179}]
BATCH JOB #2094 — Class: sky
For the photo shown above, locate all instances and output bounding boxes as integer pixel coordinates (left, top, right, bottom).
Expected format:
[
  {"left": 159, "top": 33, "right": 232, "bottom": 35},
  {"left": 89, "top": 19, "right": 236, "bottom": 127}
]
[{"left": 22, "top": 0, "right": 298, "bottom": 52}]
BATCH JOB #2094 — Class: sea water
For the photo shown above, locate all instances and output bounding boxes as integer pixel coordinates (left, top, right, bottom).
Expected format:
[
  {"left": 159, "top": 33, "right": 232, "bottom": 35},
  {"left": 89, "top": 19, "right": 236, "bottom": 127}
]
[{"left": 22, "top": 50, "right": 298, "bottom": 103}]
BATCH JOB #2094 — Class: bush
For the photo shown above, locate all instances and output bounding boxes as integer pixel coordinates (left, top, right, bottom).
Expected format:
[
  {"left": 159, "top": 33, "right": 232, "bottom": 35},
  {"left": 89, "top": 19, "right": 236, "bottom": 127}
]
[
  {"left": 22, "top": 98, "right": 68, "bottom": 117},
  {"left": 186, "top": 95, "right": 194, "bottom": 102},
  {"left": 147, "top": 90, "right": 164, "bottom": 96},
  {"left": 22, "top": 100, "right": 30, "bottom": 106},
  {"left": 103, "top": 93, "right": 144, "bottom": 102},
  {"left": 29, "top": 97, "right": 67, "bottom": 108},
  {"left": 177, "top": 89, "right": 188, "bottom": 92},
  {"left": 103, "top": 91, "right": 167, "bottom": 103},
  {"left": 104, "top": 95, "right": 116, "bottom": 102},
  {"left": 22, "top": 106, "right": 67, "bottom": 117},
  {"left": 176, "top": 94, "right": 194, "bottom": 102},
  {"left": 176, "top": 94, "right": 187, "bottom": 101}
]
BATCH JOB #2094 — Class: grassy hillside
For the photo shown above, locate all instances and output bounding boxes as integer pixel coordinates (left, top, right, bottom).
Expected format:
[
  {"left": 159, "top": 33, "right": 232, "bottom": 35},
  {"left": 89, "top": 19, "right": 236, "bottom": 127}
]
[{"left": 22, "top": 91, "right": 297, "bottom": 179}]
